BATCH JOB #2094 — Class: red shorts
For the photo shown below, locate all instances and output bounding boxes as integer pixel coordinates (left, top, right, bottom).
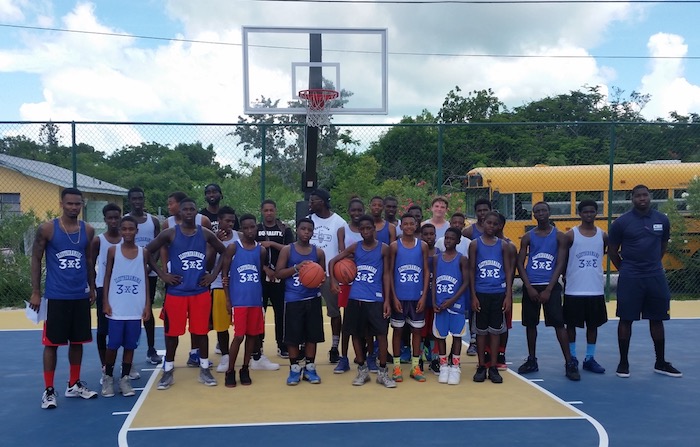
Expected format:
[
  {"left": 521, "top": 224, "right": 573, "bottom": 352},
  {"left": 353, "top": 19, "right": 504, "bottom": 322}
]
[
  {"left": 162, "top": 291, "right": 211, "bottom": 337},
  {"left": 233, "top": 306, "right": 265, "bottom": 337},
  {"left": 338, "top": 284, "right": 350, "bottom": 308}
]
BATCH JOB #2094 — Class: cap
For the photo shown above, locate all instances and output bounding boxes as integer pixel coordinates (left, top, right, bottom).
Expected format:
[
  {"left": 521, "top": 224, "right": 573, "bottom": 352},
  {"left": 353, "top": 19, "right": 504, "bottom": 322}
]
[{"left": 310, "top": 188, "right": 331, "bottom": 207}]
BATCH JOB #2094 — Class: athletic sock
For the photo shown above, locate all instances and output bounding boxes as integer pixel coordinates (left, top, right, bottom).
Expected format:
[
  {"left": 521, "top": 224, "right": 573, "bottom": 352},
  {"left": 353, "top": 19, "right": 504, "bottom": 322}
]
[
  {"left": 44, "top": 371, "right": 55, "bottom": 389},
  {"left": 69, "top": 364, "right": 81, "bottom": 385},
  {"left": 393, "top": 356, "right": 401, "bottom": 367},
  {"left": 451, "top": 355, "right": 461, "bottom": 366},
  {"left": 252, "top": 352, "right": 262, "bottom": 361},
  {"left": 439, "top": 355, "right": 448, "bottom": 366},
  {"left": 164, "top": 361, "right": 174, "bottom": 372},
  {"left": 189, "top": 348, "right": 198, "bottom": 355},
  {"left": 653, "top": 338, "right": 665, "bottom": 364},
  {"left": 105, "top": 363, "right": 115, "bottom": 377},
  {"left": 332, "top": 335, "right": 340, "bottom": 349},
  {"left": 121, "top": 362, "right": 131, "bottom": 377},
  {"left": 585, "top": 344, "right": 596, "bottom": 360},
  {"left": 569, "top": 342, "right": 576, "bottom": 358},
  {"left": 499, "top": 346, "right": 506, "bottom": 355},
  {"left": 306, "top": 357, "right": 315, "bottom": 365},
  {"left": 619, "top": 339, "right": 630, "bottom": 365},
  {"left": 200, "top": 358, "right": 210, "bottom": 369}
]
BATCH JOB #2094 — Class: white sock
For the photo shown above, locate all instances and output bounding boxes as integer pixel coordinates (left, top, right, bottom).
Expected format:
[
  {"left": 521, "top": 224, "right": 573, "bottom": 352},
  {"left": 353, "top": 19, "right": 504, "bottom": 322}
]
[
  {"left": 200, "top": 358, "right": 210, "bottom": 369},
  {"left": 164, "top": 361, "right": 174, "bottom": 372}
]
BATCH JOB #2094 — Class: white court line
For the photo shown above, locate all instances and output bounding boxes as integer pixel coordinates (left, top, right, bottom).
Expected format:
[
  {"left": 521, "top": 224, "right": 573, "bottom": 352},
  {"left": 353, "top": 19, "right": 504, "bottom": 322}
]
[
  {"left": 530, "top": 378, "right": 544, "bottom": 382},
  {"left": 113, "top": 412, "right": 131, "bottom": 416},
  {"left": 567, "top": 401, "right": 584, "bottom": 405},
  {"left": 117, "top": 364, "right": 162, "bottom": 447}
]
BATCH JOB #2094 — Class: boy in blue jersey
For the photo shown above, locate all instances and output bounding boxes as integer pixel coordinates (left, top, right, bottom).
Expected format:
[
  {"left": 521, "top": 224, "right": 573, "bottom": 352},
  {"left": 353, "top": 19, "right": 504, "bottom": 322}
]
[
  {"left": 275, "top": 218, "right": 327, "bottom": 385},
  {"left": 221, "top": 214, "right": 268, "bottom": 387},
  {"left": 432, "top": 227, "right": 470, "bottom": 385},
  {"left": 468, "top": 211, "right": 515, "bottom": 383},
  {"left": 330, "top": 215, "right": 396, "bottom": 388},
  {"left": 370, "top": 196, "right": 397, "bottom": 246},
  {"left": 389, "top": 213, "right": 430, "bottom": 382},
  {"left": 517, "top": 202, "right": 579, "bottom": 381}
]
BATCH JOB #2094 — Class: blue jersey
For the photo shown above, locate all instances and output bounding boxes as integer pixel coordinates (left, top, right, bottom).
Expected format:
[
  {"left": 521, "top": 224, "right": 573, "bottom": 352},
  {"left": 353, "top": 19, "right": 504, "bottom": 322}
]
[
  {"left": 349, "top": 241, "right": 384, "bottom": 303},
  {"left": 435, "top": 252, "right": 466, "bottom": 314},
  {"left": 285, "top": 244, "right": 321, "bottom": 303},
  {"left": 229, "top": 241, "right": 263, "bottom": 307},
  {"left": 168, "top": 225, "right": 208, "bottom": 296},
  {"left": 45, "top": 219, "right": 89, "bottom": 300},
  {"left": 475, "top": 237, "right": 506, "bottom": 293},
  {"left": 525, "top": 227, "right": 558, "bottom": 285},
  {"left": 393, "top": 239, "right": 424, "bottom": 301},
  {"left": 470, "top": 223, "right": 483, "bottom": 240},
  {"left": 376, "top": 221, "right": 391, "bottom": 245}
]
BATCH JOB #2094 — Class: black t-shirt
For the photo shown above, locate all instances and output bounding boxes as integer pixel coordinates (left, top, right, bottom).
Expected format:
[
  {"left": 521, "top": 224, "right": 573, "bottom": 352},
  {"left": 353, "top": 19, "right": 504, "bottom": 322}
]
[
  {"left": 256, "top": 221, "right": 295, "bottom": 270},
  {"left": 199, "top": 208, "right": 219, "bottom": 232}
]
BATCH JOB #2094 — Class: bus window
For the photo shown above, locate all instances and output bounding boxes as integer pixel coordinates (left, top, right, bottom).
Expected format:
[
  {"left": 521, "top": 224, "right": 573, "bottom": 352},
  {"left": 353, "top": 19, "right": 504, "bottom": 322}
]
[
  {"left": 649, "top": 189, "right": 669, "bottom": 210},
  {"left": 465, "top": 187, "right": 490, "bottom": 218},
  {"left": 612, "top": 190, "right": 632, "bottom": 214},
  {"left": 513, "top": 193, "right": 532, "bottom": 220},
  {"left": 575, "top": 191, "right": 604, "bottom": 213},
  {"left": 544, "top": 192, "right": 572, "bottom": 216},
  {"left": 674, "top": 189, "right": 688, "bottom": 212}
]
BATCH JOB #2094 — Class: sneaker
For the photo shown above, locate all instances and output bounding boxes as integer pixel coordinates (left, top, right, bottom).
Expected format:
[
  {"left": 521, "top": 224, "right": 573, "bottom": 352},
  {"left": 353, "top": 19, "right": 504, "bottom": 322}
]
[
  {"left": 198, "top": 367, "right": 218, "bottom": 386},
  {"left": 616, "top": 362, "right": 630, "bottom": 378},
  {"left": 571, "top": 356, "right": 579, "bottom": 367},
  {"left": 147, "top": 348, "right": 162, "bottom": 365},
  {"left": 367, "top": 354, "right": 379, "bottom": 373},
  {"left": 100, "top": 371, "right": 106, "bottom": 385},
  {"left": 187, "top": 350, "right": 200, "bottom": 367},
  {"left": 157, "top": 370, "right": 174, "bottom": 390},
  {"left": 496, "top": 353, "right": 507, "bottom": 371},
  {"left": 225, "top": 370, "right": 237, "bottom": 388},
  {"left": 41, "top": 387, "right": 57, "bottom": 409},
  {"left": 329, "top": 347, "right": 340, "bottom": 364},
  {"left": 447, "top": 365, "right": 461, "bottom": 385},
  {"left": 392, "top": 365, "right": 403, "bottom": 382},
  {"left": 65, "top": 380, "right": 98, "bottom": 399},
  {"left": 517, "top": 356, "right": 539, "bottom": 375},
  {"left": 582, "top": 357, "right": 605, "bottom": 374},
  {"left": 216, "top": 355, "right": 230, "bottom": 373},
  {"left": 410, "top": 365, "right": 426, "bottom": 382},
  {"left": 565, "top": 360, "right": 581, "bottom": 381},
  {"left": 400, "top": 346, "right": 411, "bottom": 363},
  {"left": 304, "top": 363, "right": 322, "bottom": 384},
  {"left": 467, "top": 342, "right": 478, "bottom": 356},
  {"left": 352, "top": 365, "right": 370, "bottom": 386},
  {"left": 128, "top": 370, "right": 141, "bottom": 380},
  {"left": 334, "top": 356, "right": 351, "bottom": 374},
  {"left": 473, "top": 365, "right": 487, "bottom": 382},
  {"left": 287, "top": 364, "right": 302, "bottom": 386},
  {"left": 120, "top": 375, "right": 136, "bottom": 397},
  {"left": 376, "top": 367, "right": 397, "bottom": 388},
  {"left": 429, "top": 358, "right": 440, "bottom": 376},
  {"left": 438, "top": 364, "right": 450, "bottom": 383},
  {"left": 278, "top": 347, "right": 289, "bottom": 359},
  {"left": 239, "top": 366, "right": 252, "bottom": 385},
  {"left": 101, "top": 375, "right": 115, "bottom": 398},
  {"left": 654, "top": 361, "right": 682, "bottom": 378},
  {"left": 214, "top": 342, "right": 222, "bottom": 355},
  {"left": 250, "top": 354, "right": 280, "bottom": 371},
  {"left": 488, "top": 366, "right": 503, "bottom": 384}
]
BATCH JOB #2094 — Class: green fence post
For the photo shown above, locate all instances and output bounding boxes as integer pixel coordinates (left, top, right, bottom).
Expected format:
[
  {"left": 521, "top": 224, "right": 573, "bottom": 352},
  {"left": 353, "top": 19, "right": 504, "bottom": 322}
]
[
  {"left": 71, "top": 121, "right": 77, "bottom": 188},
  {"left": 260, "top": 124, "right": 266, "bottom": 203},
  {"left": 605, "top": 123, "right": 616, "bottom": 300},
  {"left": 437, "top": 124, "right": 444, "bottom": 195}
]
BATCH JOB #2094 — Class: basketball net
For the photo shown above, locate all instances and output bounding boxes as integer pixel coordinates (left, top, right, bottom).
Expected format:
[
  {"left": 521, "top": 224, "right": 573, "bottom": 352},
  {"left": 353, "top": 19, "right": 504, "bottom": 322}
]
[{"left": 298, "top": 89, "right": 339, "bottom": 127}]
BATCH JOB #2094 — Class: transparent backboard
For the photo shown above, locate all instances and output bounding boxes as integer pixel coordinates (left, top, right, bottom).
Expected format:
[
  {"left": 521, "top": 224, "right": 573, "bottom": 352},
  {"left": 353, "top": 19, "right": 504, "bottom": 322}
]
[{"left": 242, "top": 27, "right": 388, "bottom": 115}]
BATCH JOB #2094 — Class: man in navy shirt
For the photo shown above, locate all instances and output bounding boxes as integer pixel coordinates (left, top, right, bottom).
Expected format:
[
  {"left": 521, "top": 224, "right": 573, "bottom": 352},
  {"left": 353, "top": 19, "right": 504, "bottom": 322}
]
[{"left": 609, "top": 184, "right": 681, "bottom": 379}]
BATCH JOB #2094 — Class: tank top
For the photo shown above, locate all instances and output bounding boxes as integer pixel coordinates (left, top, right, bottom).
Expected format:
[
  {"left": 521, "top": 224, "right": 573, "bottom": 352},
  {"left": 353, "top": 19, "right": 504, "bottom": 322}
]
[
  {"left": 199, "top": 208, "right": 219, "bottom": 232},
  {"left": 107, "top": 245, "right": 147, "bottom": 320},
  {"left": 435, "top": 252, "right": 466, "bottom": 314},
  {"left": 343, "top": 224, "right": 363, "bottom": 250},
  {"left": 45, "top": 219, "right": 89, "bottom": 300},
  {"left": 210, "top": 234, "right": 239, "bottom": 289},
  {"left": 475, "top": 237, "right": 506, "bottom": 293},
  {"left": 470, "top": 223, "right": 483, "bottom": 240},
  {"left": 167, "top": 214, "right": 203, "bottom": 228},
  {"left": 376, "top": 221, "right": 391, "bottom": 245},
  {"left": 526, "top": 227, "right": 559, "bottom": 285},
  {"left": 285, "top": 244, "right": 321, "bottom": 303},
  {"left": 95, "top": 233, "right": 121, "bottom": 288},
  {"left": 349, "top": 241, "right": 384, "bottom": 303},
  {"left": 565, "top": 226, "right": 604, "bottom": 296},
  {"left": 127, "top": 212, "right": 157, "bottom": 277},
  {"left": 393, "top": 238, "right": 424, "bottom": 301},
  {"left": 167, "top": 225, "right": 208, "bottom": 296},
  {"left": 228, "top": 241, "right": 263, "bottom": 307}
]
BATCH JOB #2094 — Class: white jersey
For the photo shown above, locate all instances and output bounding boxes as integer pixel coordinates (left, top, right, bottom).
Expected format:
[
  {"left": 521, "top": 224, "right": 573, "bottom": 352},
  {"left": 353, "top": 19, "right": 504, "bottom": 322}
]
[
  {"left": 565, "top": 226, "right": 605, "bottom": 296},
  {"left": 210, "top": 233, "right": 240, "bottom": 289},
  {"left": 95, "top": 233, "right": 121, "bottom": 288},
  {"left": 310, "top": 212, "right": 347, "bottom": 275},
  {"left": 107, "top": 245, "right": 147, "bottom": 320},
  {"left": 342, "top": 223, "right": 363, "bottom": 251},
  {"left": 435, "top": 235, "right": 470, "bottom": 258},
  {"left": 127, "top": 212, "right": 157, "bottom": 277},
  {"left": 167, "top": 214, "right": 203, "bottom": 228}
]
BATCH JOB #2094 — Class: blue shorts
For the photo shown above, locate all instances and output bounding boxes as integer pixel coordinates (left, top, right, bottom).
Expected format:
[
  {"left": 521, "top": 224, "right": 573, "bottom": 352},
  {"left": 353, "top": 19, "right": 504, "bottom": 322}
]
[
  {"left": 432, "top": 311, "right": 467, "bottom": 339},
  {"left": 390, "top": 300, "right": 426, "bottom": 329},
  {"left": 616, "top": 273, "right": 670, "bottom": 321},
  {"left": 107, "top": 319, "right": 142, "bottom": 350}
]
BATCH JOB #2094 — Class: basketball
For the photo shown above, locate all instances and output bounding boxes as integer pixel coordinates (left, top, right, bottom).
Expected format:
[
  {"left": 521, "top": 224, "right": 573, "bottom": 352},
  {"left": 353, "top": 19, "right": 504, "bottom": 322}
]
[
  {"left": 298, "top": 262, "right": 326, "bottom": 288},
  {"left": 333, "top": 258, "right": 357, "bottom": 284}
]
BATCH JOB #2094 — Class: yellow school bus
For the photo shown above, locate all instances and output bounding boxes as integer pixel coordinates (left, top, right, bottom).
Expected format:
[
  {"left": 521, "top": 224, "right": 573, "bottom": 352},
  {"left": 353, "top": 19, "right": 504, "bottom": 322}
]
[{"left": 464, "top": 161, "right": 700, "bottom": 270}]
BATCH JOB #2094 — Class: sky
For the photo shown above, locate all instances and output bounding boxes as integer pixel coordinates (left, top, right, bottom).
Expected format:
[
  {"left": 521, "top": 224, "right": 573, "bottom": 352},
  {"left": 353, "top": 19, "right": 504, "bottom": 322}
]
[{"left": 1, "top": 0, "right": 700, "bottom": 128}]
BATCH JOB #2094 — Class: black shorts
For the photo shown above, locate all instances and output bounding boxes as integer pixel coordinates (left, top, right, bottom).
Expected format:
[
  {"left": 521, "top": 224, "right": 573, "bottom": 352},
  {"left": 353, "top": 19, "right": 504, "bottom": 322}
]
[
  {"left": 564, "top": 295, "right": 608, "bottom": 328},
  {"left": 283, "top": 297, "right": 325, "bottom": 345},
  {"left": 343, "top": 300, "right": 389, "bottom": 337},
  {"left": 42, "top": 298, "right": 92, "bottom": 346},
  {"left": 616, "top": 273, "right": 671, "bottom": 321},
  {"left": 474, "top": 292, "right": 507, "bottom": 335},
  {"left": 95, "top": 288, "right": 108, "bottom": 336},
  {"left": 390, "top": 300, "right": 426, "bottom": 329},
  {"left": 521, "top": 283, "right": 565, "bottom": 328},
  {"left": 147, "top": 276, "right": 157, "bottom": 308}
]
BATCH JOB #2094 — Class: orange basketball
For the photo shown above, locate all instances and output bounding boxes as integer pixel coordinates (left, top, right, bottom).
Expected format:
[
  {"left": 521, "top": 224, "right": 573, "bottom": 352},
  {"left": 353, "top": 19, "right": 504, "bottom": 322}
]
[
  {"left": 333, "top": 258, "right": 357, "bottom": 284},
  {"left": 298, "top": 262, "right": 326, "bottom": 288}
]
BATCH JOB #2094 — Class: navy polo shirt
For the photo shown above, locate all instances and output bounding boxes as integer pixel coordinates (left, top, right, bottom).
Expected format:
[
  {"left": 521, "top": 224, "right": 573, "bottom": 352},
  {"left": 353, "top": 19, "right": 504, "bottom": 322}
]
[{"left": 609, "top": 208, "right": 670, "bottom": 277}]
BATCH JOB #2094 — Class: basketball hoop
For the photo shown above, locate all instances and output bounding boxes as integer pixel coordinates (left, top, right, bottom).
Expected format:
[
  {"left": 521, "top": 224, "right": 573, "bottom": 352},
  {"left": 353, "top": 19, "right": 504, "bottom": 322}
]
[{"left": 298, "top": 89, "right": 339, "bottom": 127}]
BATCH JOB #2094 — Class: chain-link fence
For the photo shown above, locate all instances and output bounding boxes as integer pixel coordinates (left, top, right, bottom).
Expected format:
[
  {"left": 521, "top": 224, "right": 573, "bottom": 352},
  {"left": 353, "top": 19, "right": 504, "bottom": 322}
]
[{"left": 1, "top": 120, "right": 699, "bottom": 306}]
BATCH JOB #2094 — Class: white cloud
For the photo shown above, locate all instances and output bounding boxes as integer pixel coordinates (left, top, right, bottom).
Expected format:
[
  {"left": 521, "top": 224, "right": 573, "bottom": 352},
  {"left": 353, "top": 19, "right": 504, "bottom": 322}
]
[{"left": 0, "top": 0, "right": 26, "bottom": 22}]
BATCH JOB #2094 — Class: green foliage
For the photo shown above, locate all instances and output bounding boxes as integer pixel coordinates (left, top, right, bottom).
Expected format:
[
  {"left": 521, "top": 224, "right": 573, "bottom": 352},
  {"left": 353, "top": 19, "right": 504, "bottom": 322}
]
[{"left": 0, "top": 212, "right": 40, "bottom": 307}]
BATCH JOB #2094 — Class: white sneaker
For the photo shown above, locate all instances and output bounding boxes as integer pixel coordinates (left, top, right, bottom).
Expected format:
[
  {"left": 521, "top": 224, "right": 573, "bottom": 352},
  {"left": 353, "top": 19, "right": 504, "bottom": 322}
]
[
  {"left": 120, "top": 376, "right": 136, "bottom": 397},
  {"left": 128, "top": 370, "right": 140, "bottom": 380},
  {"left": 101, "top": 375, "right": 115, "bottom": 397},
  {"left": 447, "top": 365, "right": 461, "bottom": 385},
  {"left": 215, "top": 342, "right": 222, "bottom": 355},
  {"left": 65, "top": 381, "right": 98, "bottom": 399},
  {"left": 250, "top": 354, "right": 280, "bottom": 371},
  {"left": 438, "top": 364, "right": 450, "bottom": 384},
  {"left": 41, "top": 387, "right": 57, "bottom": 409},
  {"left": 216, "top": 354, "right": 230, "bottom": 373}
]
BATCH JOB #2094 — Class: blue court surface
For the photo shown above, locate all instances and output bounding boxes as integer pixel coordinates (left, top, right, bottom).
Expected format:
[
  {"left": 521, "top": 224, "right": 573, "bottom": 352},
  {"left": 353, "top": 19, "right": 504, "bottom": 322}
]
[{"left": 1, "top": 317, "right": 697, "bottom": 447}]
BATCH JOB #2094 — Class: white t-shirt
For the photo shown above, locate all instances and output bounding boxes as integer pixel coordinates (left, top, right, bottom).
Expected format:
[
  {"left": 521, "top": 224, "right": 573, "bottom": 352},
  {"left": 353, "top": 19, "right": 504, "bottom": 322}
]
[
  {"left": 435, "top": 235, "right": 471, "bottom": 258},
  {"left": 310, "top": 212, "right": 347, "bottom": 275}
]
